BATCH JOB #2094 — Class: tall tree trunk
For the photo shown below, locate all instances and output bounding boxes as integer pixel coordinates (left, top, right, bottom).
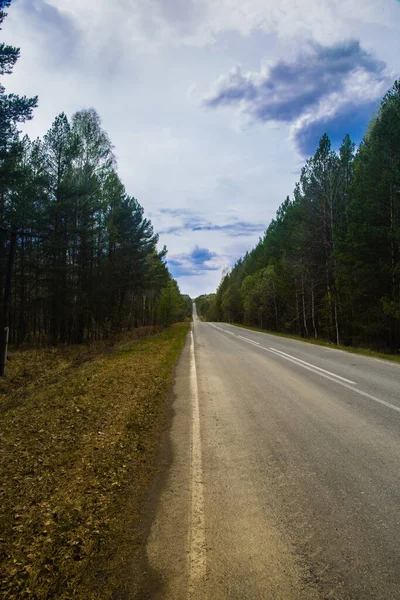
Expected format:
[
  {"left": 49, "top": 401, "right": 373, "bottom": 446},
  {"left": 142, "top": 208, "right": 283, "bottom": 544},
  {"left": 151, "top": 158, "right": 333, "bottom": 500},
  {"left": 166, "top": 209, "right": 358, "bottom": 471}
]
[
  {"left": 295, "top": 283, "right": 301, "bottom": 336},
  {"left": 0, "top": 226, "right": 17, "bottom": 375},
  {"left": 388, "top": 139, "right": 399, "bottom": 352},
  {"left": 18, "top": 233, "right": 26, "bottom": 347},
  {"left": 301, "top": 275, "right": 309, "bottom": 338},
  {"left": 311, "top": 280, "right": 318, "bottom": 339},
  {"left": 273, "top": 293, "right": 278, "bottom": 331},
  {"left": 334, "top": 297, "right": 340, "bottom": 346},
  {"left": 142, "top": 292, "right": 146, "bottom": 326}
]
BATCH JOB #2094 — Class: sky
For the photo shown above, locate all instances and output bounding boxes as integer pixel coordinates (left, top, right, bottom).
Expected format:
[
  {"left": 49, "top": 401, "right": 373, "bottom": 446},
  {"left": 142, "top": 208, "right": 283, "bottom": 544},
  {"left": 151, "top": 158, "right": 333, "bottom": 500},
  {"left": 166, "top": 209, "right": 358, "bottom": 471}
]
[{"left": 2, "top": 0, "right": 400, "bottom": 297}]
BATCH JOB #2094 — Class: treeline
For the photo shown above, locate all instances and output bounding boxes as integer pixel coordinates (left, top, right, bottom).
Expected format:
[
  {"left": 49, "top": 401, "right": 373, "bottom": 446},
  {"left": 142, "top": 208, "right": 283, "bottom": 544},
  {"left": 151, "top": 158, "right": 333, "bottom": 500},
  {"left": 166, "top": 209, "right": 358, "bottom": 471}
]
[
  {"left": 0, "top": 0, "right": 190, "bottom": 353},
  {"left": 197, "top": 80, "right": 400, "bottom": 353},
  {"left": 195, "top": 294, "right": 218, "bottom": 321}
]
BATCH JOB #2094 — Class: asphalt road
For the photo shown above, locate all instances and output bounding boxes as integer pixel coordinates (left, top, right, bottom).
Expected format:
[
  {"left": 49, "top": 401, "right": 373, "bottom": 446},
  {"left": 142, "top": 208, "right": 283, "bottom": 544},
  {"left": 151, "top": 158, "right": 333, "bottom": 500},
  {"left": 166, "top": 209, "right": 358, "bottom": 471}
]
[{"left": 147, "top": 311, "right": 400, "bottom": 599}]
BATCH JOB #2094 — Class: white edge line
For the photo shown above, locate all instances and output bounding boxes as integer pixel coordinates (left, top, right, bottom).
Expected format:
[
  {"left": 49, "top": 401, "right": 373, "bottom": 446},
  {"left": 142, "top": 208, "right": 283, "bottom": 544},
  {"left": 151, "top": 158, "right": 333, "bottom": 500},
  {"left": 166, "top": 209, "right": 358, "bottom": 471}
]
[
  {"left": 270, "top": 347, "right": 356, "bottom": 385},
  {"left": 189, "top": 329, "right": 207, "bottom": 597},
  {"left": 238, "top": 335, "right": 260, "bottom": 345},
  {"left": 265, "top": 347, "right": 400, "bottom": 414}
]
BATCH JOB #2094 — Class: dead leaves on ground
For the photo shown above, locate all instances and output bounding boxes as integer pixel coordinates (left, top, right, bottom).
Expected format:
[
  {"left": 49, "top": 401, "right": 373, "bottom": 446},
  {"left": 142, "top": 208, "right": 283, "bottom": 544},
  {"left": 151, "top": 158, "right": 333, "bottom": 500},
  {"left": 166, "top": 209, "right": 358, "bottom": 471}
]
[{"left": 0, "top": 323, "right": 189, "bottom": 599}]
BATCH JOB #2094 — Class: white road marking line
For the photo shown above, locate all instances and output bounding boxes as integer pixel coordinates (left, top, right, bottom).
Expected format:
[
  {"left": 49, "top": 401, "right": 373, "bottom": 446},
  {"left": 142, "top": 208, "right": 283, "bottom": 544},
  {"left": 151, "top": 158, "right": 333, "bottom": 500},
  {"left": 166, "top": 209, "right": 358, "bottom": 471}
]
[
  {"left": 334, "top": 380, "right": 400, "bottom": 414},
  {"left": 189, "top": 329, "right": 207, "bottom": 598},
  {"left": 238, "top": 335, "right": 260, "bottom": 346},
  {"left": 269, "top": 347, "right": 356, "bottom": 385},
  {"left": 212, "top": 324, "right": 400, "bottom": 416},
  {"left": 264, "top": 347, "right": 400, "bottom": 414},
  {"left": 265, "top": 346, "right": 356, "bottom": 385},
  {"left": 209, "top": 324, "right": 238, "bottom": 337}
]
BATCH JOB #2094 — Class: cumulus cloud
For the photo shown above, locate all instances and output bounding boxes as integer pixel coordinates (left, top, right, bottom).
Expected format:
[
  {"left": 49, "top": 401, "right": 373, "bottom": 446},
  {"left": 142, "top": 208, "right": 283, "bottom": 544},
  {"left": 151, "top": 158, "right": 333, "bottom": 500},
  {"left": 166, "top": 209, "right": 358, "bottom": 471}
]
[
  {"left": 7, "top": 0, "right": 82, "bottom": 68},
  {"left": 200, "top": 0, "right": 400, "bottom": 47},
  {"left": 26, "top": 0, "right": 400, "bottom": 57},
  {"left": 204, "top": 40, "right": 393, "bottom": 155},
  {"left": 168, "top": 245, "right": 219, "bottom": 278},
  {"left": 4, "top": 0, "right": 400, "bottom": 296},
  {"left": 158, "top": 209, "right": 265, "bottom": 237},
  {"left": 191, "top": 221, "right": 265, "bottom": 236},
  {"left": 190, "top": 246, "right": 217, "bottom": 264}
]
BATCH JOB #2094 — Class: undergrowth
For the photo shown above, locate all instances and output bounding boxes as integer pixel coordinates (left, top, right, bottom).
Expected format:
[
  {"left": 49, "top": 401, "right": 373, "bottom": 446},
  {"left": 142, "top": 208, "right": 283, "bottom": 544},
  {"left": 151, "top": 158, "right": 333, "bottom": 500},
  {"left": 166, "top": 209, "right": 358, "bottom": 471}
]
[{"left": 0, "top": 323, "right": 190, "bottom": 599}]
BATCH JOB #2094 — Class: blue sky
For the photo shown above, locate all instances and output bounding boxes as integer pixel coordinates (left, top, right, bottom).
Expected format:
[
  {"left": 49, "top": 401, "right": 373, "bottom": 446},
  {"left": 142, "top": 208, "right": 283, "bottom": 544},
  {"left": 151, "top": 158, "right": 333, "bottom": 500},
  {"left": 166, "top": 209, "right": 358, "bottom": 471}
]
[{"left": 3, "top": 0, "right": 400, "bottom": 296}]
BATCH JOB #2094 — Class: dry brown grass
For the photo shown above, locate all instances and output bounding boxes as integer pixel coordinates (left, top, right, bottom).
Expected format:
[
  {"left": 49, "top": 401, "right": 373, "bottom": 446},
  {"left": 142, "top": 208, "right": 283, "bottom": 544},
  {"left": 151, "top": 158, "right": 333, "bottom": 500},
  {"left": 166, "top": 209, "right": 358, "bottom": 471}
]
[{"left": 0, "top": 323, "right": 190, "bottom": 599}]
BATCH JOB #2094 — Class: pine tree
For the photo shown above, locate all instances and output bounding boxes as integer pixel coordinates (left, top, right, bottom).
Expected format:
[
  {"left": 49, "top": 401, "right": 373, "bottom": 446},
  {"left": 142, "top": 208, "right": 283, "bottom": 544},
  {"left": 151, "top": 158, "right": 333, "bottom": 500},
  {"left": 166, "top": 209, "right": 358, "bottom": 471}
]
[{"left": 0, "top": 0, "right": 38, "bottom": 373}]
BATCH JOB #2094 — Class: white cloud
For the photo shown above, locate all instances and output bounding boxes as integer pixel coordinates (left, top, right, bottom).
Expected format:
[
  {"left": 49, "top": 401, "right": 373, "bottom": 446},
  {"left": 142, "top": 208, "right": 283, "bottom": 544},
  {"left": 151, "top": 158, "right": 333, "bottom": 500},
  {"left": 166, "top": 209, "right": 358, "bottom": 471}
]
[
  {"left": 18, "top": 0, "right": 400, "bottom": 62},
  {"left": 2, "top": 0, "right": 400, "bottom": 296},
  {"left": 204, "top": 40, "right": 394, "bottom": 155}
]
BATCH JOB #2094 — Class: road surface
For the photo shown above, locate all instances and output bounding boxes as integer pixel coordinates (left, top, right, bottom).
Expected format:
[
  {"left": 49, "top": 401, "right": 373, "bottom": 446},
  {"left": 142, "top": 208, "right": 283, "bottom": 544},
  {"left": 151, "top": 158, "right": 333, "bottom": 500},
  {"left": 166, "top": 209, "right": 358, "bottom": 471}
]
[{"left": 146, "top": 309, "right": 400, "bottom": 599}]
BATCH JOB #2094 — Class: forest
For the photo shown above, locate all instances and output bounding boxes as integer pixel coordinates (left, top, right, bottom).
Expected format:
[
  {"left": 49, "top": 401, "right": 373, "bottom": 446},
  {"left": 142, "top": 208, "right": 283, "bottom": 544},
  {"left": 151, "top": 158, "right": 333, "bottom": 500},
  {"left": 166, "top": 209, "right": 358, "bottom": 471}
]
[
  {"left": 197, "top": 80, "right": 400, "bottom": 354},
  {"left": 0, "top": 0, "right": 190, "bottom": 370}
]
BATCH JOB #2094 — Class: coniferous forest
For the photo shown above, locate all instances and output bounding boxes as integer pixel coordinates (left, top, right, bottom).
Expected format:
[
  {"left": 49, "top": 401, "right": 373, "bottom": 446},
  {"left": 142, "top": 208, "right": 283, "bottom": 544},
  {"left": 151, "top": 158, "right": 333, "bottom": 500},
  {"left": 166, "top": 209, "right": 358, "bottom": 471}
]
[
  {"left": 197, "top": 80, "right": 400, "bottom": 354},
  {"left": 0, "top": 0, "right": 189, "bottom": 366}
]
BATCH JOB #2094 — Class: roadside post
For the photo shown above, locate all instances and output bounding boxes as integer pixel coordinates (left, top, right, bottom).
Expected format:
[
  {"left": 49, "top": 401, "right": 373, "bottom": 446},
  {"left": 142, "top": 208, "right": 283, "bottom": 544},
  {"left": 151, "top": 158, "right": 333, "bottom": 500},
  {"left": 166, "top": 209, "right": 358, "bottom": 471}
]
[{"left": 0, "top": 327, "right": 9, "bottom": 376}]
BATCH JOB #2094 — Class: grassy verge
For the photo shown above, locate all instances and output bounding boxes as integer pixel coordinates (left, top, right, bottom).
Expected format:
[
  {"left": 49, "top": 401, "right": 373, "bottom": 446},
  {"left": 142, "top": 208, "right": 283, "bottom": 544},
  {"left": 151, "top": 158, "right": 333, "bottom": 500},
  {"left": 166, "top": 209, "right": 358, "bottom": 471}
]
[
  {"left": 227, "top": 323, "right": 400, "bottom": 364},
  {"left": 0, "top": 322, "right": 190, "bottom": 599}
]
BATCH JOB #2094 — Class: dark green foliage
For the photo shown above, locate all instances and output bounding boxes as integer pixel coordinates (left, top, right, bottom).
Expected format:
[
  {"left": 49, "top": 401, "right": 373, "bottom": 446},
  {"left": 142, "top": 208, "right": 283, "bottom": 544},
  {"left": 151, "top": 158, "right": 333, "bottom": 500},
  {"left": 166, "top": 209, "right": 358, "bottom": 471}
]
[
  {"left": 0, "top": 110, "right": 188, "bottom": 346},
  {"left": 0, "top": 0, "right": 37, "bottom": 149},
  {"left": 181, "top": 294, "right": 193, "bottom": 318},
  {"left": 205, "top": 81, "right": 400, "bottom": 354},
  {"left": 0, "top": 0, "right": 38, "bottom": 369},
  {"left": 0, "top": 2, "right": 188, "bottom": 350},
  {"left": 195, "top": 294, "right": 217, "bottom": 320},
  {"left": 0, "top": 1, "right": 18, "bottom": 77},
  {"left": 156, "top": 279, "right": 186, "bottom": 327},
  {"left": 342, "top": 81, "right": 400, "bottom": 351}
]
